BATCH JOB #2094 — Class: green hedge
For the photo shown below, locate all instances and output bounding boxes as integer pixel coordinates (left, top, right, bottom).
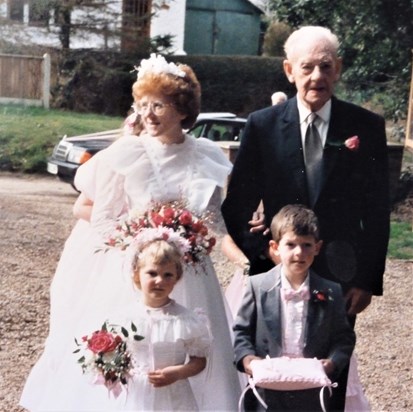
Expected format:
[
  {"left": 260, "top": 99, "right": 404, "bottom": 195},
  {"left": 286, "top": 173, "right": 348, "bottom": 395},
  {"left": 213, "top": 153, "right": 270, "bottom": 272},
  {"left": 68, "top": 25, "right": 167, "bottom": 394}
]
[{"left": 52, "top": 51, "right": 295, "bottom": 117}]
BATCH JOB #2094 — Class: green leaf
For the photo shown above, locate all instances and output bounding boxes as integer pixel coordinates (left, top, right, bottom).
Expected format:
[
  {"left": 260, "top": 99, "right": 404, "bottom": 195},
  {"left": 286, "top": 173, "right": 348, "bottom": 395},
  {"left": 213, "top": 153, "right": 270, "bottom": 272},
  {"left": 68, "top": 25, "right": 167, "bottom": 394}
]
[
  {"left": 121, "top": 326, "right": 129, "bottom": 337},
  {"left": 73, "top": 348, "right": 80, "bottom": 354},
  {"left": 77, "top": 356, "right": 85, "bottom": 363},
  {"left": 134, "top": 334, "right": 144, "bottom": 341},
  {"left": 131, "top": 322, "right": 137, "bottom": 332}
]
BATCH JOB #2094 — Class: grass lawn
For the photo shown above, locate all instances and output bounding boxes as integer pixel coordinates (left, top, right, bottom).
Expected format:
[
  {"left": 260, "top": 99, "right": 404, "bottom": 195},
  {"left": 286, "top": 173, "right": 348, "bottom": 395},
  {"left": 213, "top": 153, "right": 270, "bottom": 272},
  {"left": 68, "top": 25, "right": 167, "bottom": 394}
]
[
  {"left": 0, "top": 104, "right": 123, "bottom": 172},
  {"left": 388, "top": 221, "right": 413, "bottom": 259}
]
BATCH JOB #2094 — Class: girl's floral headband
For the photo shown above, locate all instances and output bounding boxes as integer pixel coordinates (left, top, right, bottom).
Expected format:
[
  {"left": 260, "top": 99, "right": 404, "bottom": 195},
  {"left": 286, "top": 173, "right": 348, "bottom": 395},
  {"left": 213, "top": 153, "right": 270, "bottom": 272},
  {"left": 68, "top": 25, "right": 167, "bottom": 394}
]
[
  {"left": 134, "top": 53, "right": 186, "bottom": 80},
  {"left": 129, "top": 227, "right": 191, "bottom": 259}
]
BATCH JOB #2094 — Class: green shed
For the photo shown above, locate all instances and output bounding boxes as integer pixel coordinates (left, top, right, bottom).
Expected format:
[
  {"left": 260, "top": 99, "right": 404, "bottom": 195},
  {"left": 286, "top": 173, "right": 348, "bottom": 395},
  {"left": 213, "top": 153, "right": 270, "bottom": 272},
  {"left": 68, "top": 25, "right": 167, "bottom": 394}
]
[{"left": 184, "top": 0, "right": 263, "bottom": 55}]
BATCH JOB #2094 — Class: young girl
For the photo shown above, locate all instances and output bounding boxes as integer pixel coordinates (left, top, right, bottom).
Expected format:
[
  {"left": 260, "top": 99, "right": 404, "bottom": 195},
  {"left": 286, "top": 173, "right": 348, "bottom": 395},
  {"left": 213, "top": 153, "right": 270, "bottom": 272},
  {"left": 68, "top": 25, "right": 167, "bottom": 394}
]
[
  {"left": 35, "top": 228, "right": 212, "bottom": 412},
  {"left": 120, "top": 229, "right": 212, "bottom": 411}
]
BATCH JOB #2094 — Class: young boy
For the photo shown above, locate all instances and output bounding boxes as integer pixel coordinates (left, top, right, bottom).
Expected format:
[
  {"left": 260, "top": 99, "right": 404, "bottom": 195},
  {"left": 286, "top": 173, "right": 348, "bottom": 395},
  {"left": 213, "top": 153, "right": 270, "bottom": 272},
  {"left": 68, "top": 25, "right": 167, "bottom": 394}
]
[{"left": 233, "top": 204, "right": 355, "bottom": 411}]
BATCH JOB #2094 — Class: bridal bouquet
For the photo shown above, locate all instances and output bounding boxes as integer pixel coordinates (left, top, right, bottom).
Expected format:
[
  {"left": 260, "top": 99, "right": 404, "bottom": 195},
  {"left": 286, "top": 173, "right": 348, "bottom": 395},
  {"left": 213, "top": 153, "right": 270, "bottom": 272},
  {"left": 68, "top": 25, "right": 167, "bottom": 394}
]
[
  {"left": 104, "top": 200, "right": 217, "bottom": 263},
  {"left": 74, "top": 321, "right": 144, "bottom": 397}
]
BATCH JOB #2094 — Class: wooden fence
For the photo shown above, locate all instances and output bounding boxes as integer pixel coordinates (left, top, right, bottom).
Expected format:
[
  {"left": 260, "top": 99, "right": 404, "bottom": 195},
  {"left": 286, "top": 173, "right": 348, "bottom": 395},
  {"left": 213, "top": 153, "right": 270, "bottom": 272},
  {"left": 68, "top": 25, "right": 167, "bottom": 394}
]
[{"left": 0, "top": 53, "right": 50, "bottom": 108}]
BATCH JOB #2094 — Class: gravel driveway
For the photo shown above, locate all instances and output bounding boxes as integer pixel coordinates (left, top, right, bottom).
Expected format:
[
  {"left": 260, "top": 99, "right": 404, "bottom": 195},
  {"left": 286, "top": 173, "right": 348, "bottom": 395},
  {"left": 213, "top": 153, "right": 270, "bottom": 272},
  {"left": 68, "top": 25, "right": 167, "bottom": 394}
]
[{"left": 0, "top": 172, "right": 411, "bottom": 412}]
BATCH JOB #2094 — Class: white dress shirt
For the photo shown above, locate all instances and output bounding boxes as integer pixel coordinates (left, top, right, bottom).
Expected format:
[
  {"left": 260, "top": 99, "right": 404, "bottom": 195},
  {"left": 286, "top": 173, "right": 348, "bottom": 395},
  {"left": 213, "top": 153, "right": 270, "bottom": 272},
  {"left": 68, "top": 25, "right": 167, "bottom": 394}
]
[
  {"left": 280, "top": 269, "right": 310, "bottom": 357},
  {"left": 297, "top": 96, "right": 332, "bottom": 148}
]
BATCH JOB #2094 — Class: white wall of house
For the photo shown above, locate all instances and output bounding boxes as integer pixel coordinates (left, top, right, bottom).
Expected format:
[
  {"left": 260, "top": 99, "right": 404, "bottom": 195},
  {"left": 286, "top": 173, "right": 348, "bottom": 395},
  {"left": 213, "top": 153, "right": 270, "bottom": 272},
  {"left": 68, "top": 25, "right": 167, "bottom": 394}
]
[
  {"left": 0, "top": 0, "right": 123, "bottom": 49},
  {"left": 0, "top": 0, "right": 264, "bottom": 53},
  {"left": 150, "top": 0, "right": 187, "bottom": 55}
]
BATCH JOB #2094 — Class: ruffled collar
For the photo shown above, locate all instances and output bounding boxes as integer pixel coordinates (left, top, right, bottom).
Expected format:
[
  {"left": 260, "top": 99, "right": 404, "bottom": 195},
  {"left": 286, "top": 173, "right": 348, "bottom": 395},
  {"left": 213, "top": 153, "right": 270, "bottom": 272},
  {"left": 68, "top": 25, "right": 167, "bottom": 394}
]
[{"left": 143, "top": 299, "right": 175, "bottom": 313}]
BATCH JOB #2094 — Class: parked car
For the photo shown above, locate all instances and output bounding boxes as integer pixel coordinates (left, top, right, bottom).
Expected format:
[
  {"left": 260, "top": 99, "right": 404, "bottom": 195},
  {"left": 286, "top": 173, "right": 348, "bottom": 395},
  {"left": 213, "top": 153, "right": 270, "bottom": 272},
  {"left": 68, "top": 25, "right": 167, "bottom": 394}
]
[{"left": 47, "top": 113, "right": 246, "bottom": 189}]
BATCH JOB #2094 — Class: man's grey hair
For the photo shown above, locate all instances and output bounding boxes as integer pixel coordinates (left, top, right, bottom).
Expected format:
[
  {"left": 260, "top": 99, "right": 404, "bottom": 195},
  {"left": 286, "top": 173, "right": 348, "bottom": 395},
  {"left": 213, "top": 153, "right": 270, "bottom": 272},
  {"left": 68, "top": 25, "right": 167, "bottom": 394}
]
[{"left": 284, "top": 26, "right": 340, "bottom": 60}]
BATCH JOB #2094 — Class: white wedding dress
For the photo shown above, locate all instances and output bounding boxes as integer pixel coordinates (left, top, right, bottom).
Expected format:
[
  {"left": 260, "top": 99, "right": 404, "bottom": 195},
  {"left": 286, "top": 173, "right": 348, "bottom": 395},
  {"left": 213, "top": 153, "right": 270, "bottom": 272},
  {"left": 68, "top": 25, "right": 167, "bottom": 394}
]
[{"left": 20, "top": 133, "right": 242, "bottom": 411}]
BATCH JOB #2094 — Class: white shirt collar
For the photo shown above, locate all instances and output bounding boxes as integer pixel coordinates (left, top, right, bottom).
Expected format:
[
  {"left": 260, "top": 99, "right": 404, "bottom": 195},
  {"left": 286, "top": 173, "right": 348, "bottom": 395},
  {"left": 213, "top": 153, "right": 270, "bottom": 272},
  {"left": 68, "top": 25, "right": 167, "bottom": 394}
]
[
  {"left": 296, "top": 95, "right": 332, "bottom": 126},
  {"left": 280, "top": 266, "right": 310, "bottom": 291}
]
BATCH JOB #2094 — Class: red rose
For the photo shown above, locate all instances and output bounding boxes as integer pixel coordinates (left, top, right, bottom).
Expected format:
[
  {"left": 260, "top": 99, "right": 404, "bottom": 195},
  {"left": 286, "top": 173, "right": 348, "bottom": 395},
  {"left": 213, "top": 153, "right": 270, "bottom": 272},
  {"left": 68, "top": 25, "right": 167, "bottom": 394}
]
[
  {"left": 208, "top": 237, "right": 216, "bottom": 247},
  {"left": 179, "top": 210, "right": 193, "bottom": 225},
  {"left": 200, "top": 226, "right": 208, "bottom": 236},
  {"left": 191, "top": 221, "right": 204, "bottom": 233},
  {"left": 151, "top": 212, "right": 164, "bottom": 226},
  {"left": 87, "top": 331, "right": 120, "bottom": 354},
  {"left": 188, "top": 235, "right": 197, "bottom": 245},
  {"left": 344, "top": 136, "right": 360, "bottom": 151},
  {"left": 316, "top": 292, "right": 326, "bottom": 301},
  {"left": 162, "top": 207, "right": 175, "bottom": 220}
]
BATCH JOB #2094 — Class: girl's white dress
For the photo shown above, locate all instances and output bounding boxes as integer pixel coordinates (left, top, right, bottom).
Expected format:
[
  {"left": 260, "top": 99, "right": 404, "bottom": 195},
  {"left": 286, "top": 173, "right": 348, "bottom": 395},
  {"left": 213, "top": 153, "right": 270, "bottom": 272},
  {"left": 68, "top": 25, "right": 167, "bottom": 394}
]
[
  {"left": 34, "top": 300, "right": 212, "bottom": 411},
  {"left": 119, "top": 300, "right": 212, "bottom": 411},
  {"left": 20, "top": 133, "right": 242, "bottom": 411}
]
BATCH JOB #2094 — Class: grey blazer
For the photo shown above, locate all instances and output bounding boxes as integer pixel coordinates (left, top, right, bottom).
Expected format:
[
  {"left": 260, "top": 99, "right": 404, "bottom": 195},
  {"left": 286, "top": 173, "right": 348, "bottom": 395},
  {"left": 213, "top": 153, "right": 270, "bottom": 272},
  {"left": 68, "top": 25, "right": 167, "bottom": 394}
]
[{"left": 233, "top": 265, "right": 355, "bottom": 378}]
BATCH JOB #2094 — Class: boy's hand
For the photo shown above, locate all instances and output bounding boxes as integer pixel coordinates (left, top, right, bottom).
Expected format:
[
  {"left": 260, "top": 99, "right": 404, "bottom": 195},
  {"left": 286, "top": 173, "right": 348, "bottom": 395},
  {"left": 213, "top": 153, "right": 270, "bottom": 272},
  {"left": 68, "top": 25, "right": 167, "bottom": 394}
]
[
  {"left": 242, "top": 355, "right": 263, "bottom": 376},
  {"left": 321, "top": 359, "right": 335, "bottom": 376}
]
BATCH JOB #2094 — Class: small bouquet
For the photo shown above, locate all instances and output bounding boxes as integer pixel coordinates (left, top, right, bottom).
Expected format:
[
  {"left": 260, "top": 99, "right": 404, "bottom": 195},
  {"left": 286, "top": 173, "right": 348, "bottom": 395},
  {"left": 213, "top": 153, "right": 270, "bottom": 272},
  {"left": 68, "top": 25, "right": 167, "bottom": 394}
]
[
  {"left": 74, "top": 321, "right": 144, "bottom": 397},
  {"left": 103, "top": 200, "right": 216, "bottom": 263}
]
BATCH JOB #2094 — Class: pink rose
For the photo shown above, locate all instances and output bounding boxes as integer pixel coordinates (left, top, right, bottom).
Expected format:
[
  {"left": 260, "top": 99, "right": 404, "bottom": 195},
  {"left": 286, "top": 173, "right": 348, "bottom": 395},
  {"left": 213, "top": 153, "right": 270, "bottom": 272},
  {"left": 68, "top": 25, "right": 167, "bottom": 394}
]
[
  {"left": 179, "top": 210, "right": 192, "bottom": 225},
  {"left": 87, "top": 331, "right": 121, "bottom": 354},
  {"left": 344, "top": 136, "right": 360, "bottom": 151}
]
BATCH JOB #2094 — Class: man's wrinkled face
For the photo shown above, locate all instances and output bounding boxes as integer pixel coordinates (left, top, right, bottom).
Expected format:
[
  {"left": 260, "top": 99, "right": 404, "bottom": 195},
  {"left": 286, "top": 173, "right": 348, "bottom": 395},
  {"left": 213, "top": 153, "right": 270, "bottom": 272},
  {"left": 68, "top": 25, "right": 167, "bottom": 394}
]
[{"left": 284, "top": 40, "right": 342, "bottom": 112}]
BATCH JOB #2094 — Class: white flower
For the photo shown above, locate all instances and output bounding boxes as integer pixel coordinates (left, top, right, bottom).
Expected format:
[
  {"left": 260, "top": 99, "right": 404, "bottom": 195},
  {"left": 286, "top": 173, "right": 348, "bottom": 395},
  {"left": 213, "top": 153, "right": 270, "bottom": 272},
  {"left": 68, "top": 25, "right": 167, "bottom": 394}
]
[
  {"left": 132, "top": 227, "right": 191, "bottom": 256},
  {"left": 135, "top": 54, "right": 185, "bottom": 79}
]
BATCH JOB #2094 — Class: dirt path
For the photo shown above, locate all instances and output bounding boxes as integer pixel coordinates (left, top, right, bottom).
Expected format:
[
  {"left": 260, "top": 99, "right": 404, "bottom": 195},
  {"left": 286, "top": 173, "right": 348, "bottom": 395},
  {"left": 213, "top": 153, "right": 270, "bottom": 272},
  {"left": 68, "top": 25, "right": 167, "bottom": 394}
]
[{"left": 0, "top": 172, "right": 411, "bottom": 411}]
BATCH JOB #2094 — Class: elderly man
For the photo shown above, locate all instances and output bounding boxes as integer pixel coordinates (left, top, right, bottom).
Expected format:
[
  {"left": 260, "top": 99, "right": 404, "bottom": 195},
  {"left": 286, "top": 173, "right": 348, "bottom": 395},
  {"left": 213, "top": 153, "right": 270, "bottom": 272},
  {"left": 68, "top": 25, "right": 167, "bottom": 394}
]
[{"left": 222, "top": 26, "right": 390, "bottom": 410}]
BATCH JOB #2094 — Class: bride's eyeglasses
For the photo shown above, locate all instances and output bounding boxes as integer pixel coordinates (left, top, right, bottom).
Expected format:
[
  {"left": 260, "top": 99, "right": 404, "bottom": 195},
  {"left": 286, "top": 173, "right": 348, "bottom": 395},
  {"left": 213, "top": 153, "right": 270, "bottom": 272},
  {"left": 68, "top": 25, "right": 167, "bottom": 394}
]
[{"left": 136, "top": 102, "right": 174, "bottom": 116}]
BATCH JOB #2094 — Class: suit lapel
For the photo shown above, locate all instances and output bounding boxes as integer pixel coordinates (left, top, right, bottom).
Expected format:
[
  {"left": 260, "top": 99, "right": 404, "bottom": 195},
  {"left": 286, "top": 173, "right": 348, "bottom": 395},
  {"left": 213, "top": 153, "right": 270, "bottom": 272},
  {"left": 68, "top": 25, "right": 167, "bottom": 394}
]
[
  {"left": 316, "top": 97, "right": 355, "bottom": 205},
  {"left": 305, "top": 272, "right": 326, "bottom": 348},
  {"left": 260, "top": 267, "right": 282, "bottom": 346}
]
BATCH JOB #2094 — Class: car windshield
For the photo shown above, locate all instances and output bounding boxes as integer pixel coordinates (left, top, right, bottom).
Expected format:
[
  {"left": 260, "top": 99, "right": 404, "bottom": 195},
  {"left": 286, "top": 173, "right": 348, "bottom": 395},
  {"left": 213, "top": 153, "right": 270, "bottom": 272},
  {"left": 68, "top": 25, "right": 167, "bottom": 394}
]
[{"left": 190, "top": 121, "right": 244, "bottom": 141}]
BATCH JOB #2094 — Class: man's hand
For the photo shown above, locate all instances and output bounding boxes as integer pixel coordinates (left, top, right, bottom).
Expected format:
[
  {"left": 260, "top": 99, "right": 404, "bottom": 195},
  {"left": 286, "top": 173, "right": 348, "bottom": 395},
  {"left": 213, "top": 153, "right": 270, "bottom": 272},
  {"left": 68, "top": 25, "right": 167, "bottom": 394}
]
[
  {"left": 242, "top": 355, "right": 263, "bottom": 376},
  {"left": 345, "top": 287, "right": 372, "bottom": 315},
  {"left": 249, "top": 210, "right": 270, "bottom": 235}
]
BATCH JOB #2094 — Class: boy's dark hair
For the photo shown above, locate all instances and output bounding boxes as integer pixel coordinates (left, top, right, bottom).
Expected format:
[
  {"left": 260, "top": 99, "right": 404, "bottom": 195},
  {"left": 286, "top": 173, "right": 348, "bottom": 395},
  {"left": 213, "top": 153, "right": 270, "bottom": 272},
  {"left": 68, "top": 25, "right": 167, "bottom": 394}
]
[{"left": 270, "top": 204, "right": 320, "bottom": 242}]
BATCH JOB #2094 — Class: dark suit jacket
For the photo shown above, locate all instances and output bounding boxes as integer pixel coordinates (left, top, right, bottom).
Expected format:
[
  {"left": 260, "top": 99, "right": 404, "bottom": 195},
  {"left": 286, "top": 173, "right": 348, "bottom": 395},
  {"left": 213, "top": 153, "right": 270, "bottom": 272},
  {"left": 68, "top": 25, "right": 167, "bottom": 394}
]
[
  {"left": 222, "top": 96, "right": 390, "bottom": 295},
  {"left": 233, "top": 266, "right": 356, "bottom": 379}
]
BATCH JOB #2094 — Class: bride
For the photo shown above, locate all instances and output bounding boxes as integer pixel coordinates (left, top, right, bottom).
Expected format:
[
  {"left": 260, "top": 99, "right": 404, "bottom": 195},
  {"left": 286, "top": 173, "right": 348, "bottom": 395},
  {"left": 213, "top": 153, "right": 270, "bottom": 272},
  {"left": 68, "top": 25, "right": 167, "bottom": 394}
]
[{"left": 20, "top": 54, "right": 242, "bottom": 411}]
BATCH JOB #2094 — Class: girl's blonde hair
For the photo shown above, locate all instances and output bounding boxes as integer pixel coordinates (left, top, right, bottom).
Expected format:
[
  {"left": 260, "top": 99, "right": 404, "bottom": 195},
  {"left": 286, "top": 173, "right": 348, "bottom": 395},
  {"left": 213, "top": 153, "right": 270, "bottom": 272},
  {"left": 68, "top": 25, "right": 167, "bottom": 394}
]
[{"left": 132, "top": 239, "right": 183, "bottom": 288}]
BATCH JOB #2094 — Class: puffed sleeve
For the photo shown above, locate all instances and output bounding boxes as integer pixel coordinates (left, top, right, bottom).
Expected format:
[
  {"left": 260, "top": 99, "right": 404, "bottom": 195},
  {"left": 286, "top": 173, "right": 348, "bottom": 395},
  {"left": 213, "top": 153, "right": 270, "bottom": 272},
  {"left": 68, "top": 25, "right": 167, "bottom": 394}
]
[
  {"left": 186, "top": 137, "right": 232, "bottom": 219},
  {"left": 73, "top": 151, "right": 103, "bottom": 201},
  {"left": 183, "top": 308, "right": 212, "bottom": 358},
  {"left": 89, "top": 135, "right": 148, "bottom": 236},
  {"left": 87, "top": 140, "right": 128, "bottom": 236}
]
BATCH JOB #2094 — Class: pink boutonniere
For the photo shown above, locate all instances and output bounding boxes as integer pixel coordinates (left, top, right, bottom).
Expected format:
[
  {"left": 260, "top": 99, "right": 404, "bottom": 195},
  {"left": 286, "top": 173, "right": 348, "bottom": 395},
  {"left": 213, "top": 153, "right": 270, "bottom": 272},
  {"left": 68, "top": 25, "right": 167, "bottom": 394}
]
[
  {"left": 344, "top": 136, "right": 360, "bottom": 151},
  {"left": 326, "top": 135, "right": 360, "bottom": 152}
]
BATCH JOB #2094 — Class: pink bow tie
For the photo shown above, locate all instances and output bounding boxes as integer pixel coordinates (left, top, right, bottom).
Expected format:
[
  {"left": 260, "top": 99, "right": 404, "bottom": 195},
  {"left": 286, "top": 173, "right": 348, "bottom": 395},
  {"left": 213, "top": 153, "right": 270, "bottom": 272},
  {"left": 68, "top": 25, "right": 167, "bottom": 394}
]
[{"left": 281, "top": 287, "right": 310, "bottom": 301}]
